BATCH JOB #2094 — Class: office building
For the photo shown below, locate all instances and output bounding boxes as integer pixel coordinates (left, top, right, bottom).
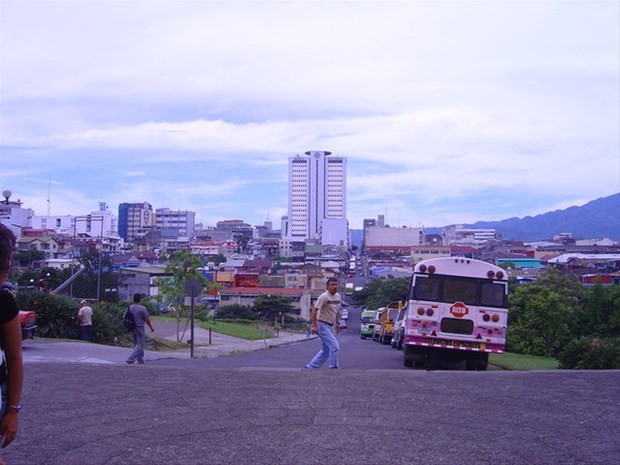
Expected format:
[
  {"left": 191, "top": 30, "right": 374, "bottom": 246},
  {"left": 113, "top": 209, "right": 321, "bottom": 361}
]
[
  {"left": 155, "top": 208, "right": 195, "bottom": 240},
  {"left": 118, "top": 202, "right": 155, "bottom": 243},
  {"left": 287, "top": 150, "right": 347, "bottom": 246}
]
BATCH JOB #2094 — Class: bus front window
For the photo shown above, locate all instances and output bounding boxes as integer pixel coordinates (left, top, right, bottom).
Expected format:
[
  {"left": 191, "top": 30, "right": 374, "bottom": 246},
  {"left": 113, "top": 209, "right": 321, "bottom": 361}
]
[
  {"left": 443, "top": 278, "right": 476, "bottom": 304},
  {"left": 481, "top": 282, "right": 506, "bottom": 307},
  {"left": 413, "top": 275, "right": 439, "bottom": 301}
]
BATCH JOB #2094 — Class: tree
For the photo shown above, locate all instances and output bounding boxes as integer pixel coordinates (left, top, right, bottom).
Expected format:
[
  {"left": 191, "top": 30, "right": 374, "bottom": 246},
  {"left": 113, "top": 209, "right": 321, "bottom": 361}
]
[
  {"left": 13, "top": 249, "right": 45, "bottom": 267},
  {"left": 157, "top": 250, "right": 207, "bottom": 342},
  {"left": 579, "top": 284, "right": 620, "bottom": 338},
  {"left": 508, "top": 270, "right": 585, "bottom": 357},
  {"left": 233, "top": 234, "right": 250, "bottom": 253},
  {"left": 352, "top": 277, "right": 410, "bottom": 310},
  {"left": 252, "top": 294, "right": 295, "bottom": 322}
]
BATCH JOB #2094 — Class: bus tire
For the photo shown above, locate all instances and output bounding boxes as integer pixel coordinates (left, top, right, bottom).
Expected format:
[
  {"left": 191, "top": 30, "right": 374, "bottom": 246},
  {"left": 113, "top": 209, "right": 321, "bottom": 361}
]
[
  {"left": 404, "top": 357, "right": 413, "bottom": 368},
  {"left": 466, "top": 353, "right": 489, "bottom": 371}
]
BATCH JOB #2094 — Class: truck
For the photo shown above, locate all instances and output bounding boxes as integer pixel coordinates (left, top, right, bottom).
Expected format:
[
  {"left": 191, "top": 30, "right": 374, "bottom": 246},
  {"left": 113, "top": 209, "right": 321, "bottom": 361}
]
[
  {"left": 372, "top": 302, "right": 401, "bottom": 345},
  {"left": 402, "top": 257, "right": 509, "bottom": 371}
]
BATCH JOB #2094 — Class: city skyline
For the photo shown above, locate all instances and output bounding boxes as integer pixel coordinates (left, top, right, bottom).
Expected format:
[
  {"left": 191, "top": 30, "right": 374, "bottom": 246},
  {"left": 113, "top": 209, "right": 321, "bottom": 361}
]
[{"left": 1, "top": 1, "right": 618, "bottom": 230}]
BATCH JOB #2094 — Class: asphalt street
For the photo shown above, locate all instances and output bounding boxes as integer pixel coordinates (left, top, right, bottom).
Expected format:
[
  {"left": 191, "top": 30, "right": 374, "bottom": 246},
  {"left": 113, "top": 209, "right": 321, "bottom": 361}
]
[{"left": 5, "top": 336, "right": 620, "bottom": 465}]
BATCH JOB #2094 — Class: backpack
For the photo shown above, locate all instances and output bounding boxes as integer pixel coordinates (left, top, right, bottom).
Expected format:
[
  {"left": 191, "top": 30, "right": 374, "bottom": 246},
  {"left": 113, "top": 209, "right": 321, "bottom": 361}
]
[{"left": 123, "top": 306, "right": 136, "bottom": 332}]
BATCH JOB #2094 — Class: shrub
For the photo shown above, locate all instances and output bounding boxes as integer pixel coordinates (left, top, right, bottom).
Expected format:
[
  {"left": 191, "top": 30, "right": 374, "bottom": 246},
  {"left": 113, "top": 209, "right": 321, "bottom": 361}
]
[
  {"left": 15, "top": 290, "right": 130, "bottom": 343},
  {"left": 558, "top": 337, "right": 620, "bottom": 369},
  {"left": 215, "top": 304, "right": 257, "bottom": 320}
]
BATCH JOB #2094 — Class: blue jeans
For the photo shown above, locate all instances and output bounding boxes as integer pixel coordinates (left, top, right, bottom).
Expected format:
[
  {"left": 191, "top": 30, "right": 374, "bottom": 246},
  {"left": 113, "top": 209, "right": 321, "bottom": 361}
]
[
  {"left": 0, "top": 383, "right": 6, "bottom": 419},
  {"left": 307, "top": 322, "right": 340, "bottom": 369},
  {"left": 127, "top": 326, "right": 146, "bottom": 363}
]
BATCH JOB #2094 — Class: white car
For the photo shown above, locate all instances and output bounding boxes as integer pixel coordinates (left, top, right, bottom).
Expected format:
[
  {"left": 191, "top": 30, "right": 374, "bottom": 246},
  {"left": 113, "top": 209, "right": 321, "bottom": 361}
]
[{"left": 340, "top": 308, "right": 349, "bottom": 320}]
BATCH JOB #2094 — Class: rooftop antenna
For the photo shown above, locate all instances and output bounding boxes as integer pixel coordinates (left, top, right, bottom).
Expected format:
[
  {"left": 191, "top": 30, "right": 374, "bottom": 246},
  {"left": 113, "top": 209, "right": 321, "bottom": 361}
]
[{"left": 47, "top": 176, "right": 51, "bottom": 216}]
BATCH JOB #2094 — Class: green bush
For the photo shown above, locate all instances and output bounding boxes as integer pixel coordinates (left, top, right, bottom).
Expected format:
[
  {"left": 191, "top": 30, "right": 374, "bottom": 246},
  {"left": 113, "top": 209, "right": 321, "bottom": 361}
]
[
  {"left": 211, "top": 304, "right": 257, "bottom": 320},
  {"left": 558, "top": 337, "right": 620, "bottom": 369},
  {"left": 15, "top": 290, "right": 130, "bottom": 344}
]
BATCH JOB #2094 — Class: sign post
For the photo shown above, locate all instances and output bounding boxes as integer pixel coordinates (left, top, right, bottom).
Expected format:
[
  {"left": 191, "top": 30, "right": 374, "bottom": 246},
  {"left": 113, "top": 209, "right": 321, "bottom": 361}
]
[{"left": 184, "top": 279, "right": 202, "bottom": 358}]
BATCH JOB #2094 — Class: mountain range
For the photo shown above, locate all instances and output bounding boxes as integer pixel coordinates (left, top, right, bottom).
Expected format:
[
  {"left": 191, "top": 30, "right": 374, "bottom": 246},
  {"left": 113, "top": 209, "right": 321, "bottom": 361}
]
[{"left": 350, "top": 192, "right": 620, "bottom": 247}]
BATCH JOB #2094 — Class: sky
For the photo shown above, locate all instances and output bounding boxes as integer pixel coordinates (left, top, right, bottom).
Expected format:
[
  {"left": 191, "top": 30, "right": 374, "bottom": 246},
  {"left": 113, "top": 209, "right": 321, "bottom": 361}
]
[{"left": 1, "top": 0, "right": 619, "bottom": 231}]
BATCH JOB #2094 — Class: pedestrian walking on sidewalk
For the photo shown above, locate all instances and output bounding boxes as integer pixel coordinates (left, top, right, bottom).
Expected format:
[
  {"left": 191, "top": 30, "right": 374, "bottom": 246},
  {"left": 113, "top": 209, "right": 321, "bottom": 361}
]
[
  {"left": 77, "top": 299, "right": 93, "bottom": 341},
  {"left": 306, "top": 277, "right": 341, "bottom": 369},
  {"left": 0, "top": 224, "right": 24, "bottom": 465},
  {"left": 126, "top": 293, "right": 154, "bottom": 365}
]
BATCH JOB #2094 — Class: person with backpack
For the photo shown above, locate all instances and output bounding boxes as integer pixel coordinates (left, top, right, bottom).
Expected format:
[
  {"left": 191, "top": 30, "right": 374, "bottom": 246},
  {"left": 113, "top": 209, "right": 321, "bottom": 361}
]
[{"left": 125, "top": 293, "right": 154, "bottom": 365}]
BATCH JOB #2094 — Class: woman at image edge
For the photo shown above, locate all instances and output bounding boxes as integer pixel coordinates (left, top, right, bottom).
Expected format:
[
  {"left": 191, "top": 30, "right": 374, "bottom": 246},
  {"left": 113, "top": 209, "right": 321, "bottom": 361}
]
[{"left": 0, "top": 224, "right": 24, "bottom": 465}]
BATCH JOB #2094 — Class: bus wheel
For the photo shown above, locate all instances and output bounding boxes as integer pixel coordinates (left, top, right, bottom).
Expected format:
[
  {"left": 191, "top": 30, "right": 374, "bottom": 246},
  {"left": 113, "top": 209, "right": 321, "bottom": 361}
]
[
  {"left": 404, "top": 357, "right": 413, "bottom": 368},
  {"left": 466, "top": 353, "right": 489, "bottom": 371}
]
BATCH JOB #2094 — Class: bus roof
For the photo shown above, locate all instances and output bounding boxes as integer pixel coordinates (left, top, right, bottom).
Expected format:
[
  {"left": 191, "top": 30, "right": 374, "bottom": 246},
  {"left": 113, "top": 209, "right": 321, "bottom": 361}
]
[{"left": 414, "top": 257, "right": 507, "bottom": 281}]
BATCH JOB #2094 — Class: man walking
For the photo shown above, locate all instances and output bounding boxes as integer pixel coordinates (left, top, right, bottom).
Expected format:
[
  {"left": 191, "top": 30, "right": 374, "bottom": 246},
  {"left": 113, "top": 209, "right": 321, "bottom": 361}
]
[
  {"left": 126, "top": 293, "right": 154, "bottom": 365},
  {"left": 77, "top": 300, "right": 93, "bottom": 341},
  {"left": 306, "top": 277, "right": 341, "bottom": 369}
]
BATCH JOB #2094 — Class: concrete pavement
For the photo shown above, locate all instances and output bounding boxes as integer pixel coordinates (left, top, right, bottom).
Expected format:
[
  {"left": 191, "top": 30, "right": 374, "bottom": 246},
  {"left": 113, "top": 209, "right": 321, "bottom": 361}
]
[
  {"left": 10, "top": 331, "right": 620, "bottom": 465},
  {"left": 6, "top": 361, "right": 620, "bottom": 465}
]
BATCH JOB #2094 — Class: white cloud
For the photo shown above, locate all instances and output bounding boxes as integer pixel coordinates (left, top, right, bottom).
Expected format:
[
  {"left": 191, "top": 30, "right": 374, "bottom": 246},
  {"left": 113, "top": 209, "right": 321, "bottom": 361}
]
[{"left": 0, "top": 0, "right": 618, "bottom": 229}]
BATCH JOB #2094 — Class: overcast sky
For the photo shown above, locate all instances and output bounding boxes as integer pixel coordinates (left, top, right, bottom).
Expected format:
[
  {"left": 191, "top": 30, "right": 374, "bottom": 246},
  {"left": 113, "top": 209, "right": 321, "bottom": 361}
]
[{"left": 1, "top": 0, "right": 618, "bottom": 230}]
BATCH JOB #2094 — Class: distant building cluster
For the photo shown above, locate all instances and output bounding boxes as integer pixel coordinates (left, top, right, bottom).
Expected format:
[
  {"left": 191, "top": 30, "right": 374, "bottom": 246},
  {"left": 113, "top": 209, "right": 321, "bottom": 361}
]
[{"left": 2, "top": 156, "right": 619, "bottom": 316}]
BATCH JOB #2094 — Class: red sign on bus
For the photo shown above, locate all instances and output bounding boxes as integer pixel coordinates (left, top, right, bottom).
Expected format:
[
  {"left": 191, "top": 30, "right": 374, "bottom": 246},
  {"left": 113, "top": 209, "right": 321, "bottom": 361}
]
[{"left": 450, "top": 302, "right": 469, "bottom": 318}]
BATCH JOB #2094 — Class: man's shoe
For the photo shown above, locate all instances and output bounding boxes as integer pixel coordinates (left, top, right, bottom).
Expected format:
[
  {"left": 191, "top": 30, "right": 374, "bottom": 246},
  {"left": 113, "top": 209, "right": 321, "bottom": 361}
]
[
  {"left": 138, "top": 360, "right": 145, "bottom": 365},
  {"left": 126, "top": 360, "right": 134, "bottom": 364}
]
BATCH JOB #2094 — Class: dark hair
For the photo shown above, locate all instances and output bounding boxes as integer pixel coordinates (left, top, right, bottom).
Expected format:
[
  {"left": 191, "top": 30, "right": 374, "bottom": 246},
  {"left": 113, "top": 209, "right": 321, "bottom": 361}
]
[
  {"left": 326, "top": 277, "right": 338, "bottom": 286},
  {"left": 133, "top": 293, "right": 142, "bottom": 303},
  {"left": 0, "top": 223, "right": 16, "bottom": 276}
]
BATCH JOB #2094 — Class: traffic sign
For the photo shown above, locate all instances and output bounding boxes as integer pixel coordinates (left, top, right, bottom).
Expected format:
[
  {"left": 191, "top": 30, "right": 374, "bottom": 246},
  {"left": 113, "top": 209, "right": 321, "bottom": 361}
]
[
  {"left": 184, "top": 279, "right": 202, "bottom": 297},
  {"left": 450, "top": 302, "right": 469, "bottom": 318}
]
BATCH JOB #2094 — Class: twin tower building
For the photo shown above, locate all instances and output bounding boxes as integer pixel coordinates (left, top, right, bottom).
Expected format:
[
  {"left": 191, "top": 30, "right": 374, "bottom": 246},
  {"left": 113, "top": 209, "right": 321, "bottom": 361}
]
[{"left": 283, "top": 150, "right": 348, "bottom": 248}]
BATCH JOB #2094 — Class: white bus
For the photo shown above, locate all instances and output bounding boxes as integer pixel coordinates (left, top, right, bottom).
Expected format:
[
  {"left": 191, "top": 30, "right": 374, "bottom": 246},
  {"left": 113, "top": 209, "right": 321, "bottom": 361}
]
[{"left": 402, "top": 257, "right": 509, "bottom": 370}]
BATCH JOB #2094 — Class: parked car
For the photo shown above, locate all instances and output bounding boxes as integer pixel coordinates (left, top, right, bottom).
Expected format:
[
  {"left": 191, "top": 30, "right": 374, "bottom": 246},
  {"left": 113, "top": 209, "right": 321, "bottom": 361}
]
[
  {"left": 2, "top": 282, "right": 37, "bottom": 340},
  {"left": 19, "top": 310, "right": 37, "bottom": 340},
  {"left": 391, "top": 306, "right": 408, "bottom": 350}
]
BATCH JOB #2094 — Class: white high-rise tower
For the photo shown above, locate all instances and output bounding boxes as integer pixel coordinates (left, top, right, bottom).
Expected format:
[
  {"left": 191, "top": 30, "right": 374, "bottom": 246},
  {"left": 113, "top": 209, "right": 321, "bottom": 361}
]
[{"left": 287, "top": 150, "right": 347, "bottom": 246}]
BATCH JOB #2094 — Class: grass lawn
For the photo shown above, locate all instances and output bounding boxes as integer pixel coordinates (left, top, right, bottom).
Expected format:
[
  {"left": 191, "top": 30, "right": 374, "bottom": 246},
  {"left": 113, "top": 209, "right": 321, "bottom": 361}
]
[
  {"left": 152, "top": 316, "right": 275, "bottom": 341},
  {"left": 490, "top": 352, "right": 559, "bottom": 371},
  {"left": 198, "top": 320, "right": 276, "bottom": 340}
]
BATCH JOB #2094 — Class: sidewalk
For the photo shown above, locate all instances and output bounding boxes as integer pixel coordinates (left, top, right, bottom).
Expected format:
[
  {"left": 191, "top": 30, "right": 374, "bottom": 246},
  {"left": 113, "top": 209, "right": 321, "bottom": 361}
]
[{"left": 21, "top": 324, "right": 316, "bottom": 365}]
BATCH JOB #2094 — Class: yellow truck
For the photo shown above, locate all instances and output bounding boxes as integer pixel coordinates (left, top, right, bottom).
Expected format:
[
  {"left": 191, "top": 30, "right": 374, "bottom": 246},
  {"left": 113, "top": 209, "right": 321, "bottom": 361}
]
[{"left": 372, "top": 302, "right": 402, "bottom": 345}]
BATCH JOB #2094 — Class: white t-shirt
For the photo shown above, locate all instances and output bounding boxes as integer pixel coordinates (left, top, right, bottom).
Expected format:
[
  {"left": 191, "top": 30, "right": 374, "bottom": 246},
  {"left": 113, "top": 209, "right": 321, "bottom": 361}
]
[{"left": 78, "top": 306, "right": 93, "bottom": 326}]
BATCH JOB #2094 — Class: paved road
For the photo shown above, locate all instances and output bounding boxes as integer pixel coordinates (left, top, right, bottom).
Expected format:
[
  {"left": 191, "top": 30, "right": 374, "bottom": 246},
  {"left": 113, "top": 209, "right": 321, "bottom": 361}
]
[
  {"left": 5, "top": 362, "right": 619, "bottom": 465},
  {"left": 8, "top": 314, "right": 620, "bottom": 465}
]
